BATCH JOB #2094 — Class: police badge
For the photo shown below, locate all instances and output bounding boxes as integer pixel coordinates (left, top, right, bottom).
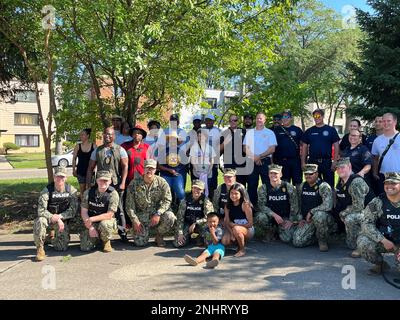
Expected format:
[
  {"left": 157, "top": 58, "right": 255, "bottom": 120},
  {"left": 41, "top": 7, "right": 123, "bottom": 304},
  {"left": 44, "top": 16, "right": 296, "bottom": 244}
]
[
  {"left": 105, "top": 157, "right": 111, "bottom": 165},
  {"left": 167, "top": 153, "right": 180, "bottom": 167}
]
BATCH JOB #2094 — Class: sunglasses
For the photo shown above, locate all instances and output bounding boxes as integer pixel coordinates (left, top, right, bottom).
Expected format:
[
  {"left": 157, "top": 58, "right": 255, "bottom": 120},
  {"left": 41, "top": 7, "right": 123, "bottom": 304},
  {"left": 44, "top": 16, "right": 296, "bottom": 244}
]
[
  {"left": 313, "top": 113, "right": 322, "bottom": 119},
  {"left": 282, "top": 115, "right": 290, "bottom": 119}
]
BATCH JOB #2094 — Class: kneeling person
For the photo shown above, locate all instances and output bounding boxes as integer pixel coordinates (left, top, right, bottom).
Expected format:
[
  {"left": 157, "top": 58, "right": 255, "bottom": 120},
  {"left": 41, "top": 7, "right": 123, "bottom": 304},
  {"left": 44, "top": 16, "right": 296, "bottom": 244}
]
[
  {"left": 293, "top": 164, "right": 334, "bottom": 251},
  {"left": 175, "top": 180, "right": 214, "bottom": 247},
  {"left": 34, "top": 166, "right": 78, "bottom": 261},
  {"left": 80, "top": 171, "right": 118, "bottom": 252}
]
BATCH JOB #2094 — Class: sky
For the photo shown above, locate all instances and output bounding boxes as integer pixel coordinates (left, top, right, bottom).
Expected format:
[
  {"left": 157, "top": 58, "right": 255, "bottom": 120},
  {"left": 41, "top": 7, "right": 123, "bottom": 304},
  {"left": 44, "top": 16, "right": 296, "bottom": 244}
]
[{"left": 321, "top": 0, "right": 373, "bottom": 14}]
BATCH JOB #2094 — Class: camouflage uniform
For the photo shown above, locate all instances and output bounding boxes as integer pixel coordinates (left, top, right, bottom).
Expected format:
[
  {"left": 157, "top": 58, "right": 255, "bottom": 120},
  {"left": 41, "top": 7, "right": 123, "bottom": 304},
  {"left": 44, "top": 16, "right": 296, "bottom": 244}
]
[
  {"left": 79, "top": 188, "right": 119, "bottom": 251},
  {"left": 256, "top": 178, "right": 301, "bottom": 243},
  {"left": 125, "top": 175, "right": 176, "bottom": 246},
  {"left": 293, "top": 180, "right": 334, "bottom": 247},
  {"left": 174, "top": 193, "right": 214, "bottom": 247},
  {"left": 336, "top": 175, "right": 369, "bottom": 250},
  {"left": 33, "top": 183, "right": 78, "bottom": 251}
]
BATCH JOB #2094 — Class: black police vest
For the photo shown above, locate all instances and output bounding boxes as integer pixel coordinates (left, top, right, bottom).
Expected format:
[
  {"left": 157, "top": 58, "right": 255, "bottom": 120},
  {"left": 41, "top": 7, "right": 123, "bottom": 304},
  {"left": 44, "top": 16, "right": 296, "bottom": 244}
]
[
  {"left": 184, "top": 194, "right": 205, "bottom": 225},
  {"left": 265, "top": 181, "right": 290, "bottom": 218},
  {"left": 301, "top": 180, "right": 323, "bottom": 218},
  {"left": 46, "top": 183, "right": 72, "bottom": 214},
  {"left": 377, "top": 194, "right": 400, "bottom": 243},
  {"left": 88, "top": 186, "right": 115, "bottom": 217},
  {"left": 229, "top": 203, "right": 247, "bottom": 222},
  {"left": 218, "top": 184, "right": 229, "bottom": 213}
]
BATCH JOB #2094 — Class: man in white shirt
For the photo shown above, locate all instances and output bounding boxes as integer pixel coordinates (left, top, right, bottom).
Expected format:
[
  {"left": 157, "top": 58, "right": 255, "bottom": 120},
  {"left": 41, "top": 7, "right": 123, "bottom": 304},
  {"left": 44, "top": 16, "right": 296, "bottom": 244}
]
[
  {"left": 243, "top": 111, "right": 277, "bottom": 205},
  {"left": 204, "top": 113, "right": 221, "bottom": 198},
  {"left": 371, "top": 112, "right": 400, "bottom": 194}
]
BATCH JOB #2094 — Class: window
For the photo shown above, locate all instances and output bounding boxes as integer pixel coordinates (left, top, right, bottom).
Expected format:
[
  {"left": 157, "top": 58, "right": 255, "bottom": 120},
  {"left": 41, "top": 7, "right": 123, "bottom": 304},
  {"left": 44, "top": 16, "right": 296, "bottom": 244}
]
[
  {"left": 14, "top": 113, "right": 39, "bottom": 126},
  {"left": 336, "top": 110, "right": 344, "bottom": 119},
  {"left": 202, "top": 98, "right": 217, "bottom": 109},
  {"left": 15, "top": 90, "right": 37, "bottom": 103},
  {"left": 15, "top": 135, "right": 39, "bottom": 147}
]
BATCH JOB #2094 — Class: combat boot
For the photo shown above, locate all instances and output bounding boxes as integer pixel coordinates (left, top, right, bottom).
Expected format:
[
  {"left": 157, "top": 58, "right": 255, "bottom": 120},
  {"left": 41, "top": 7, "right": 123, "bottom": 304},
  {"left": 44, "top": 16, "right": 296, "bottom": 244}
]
[
  {"left": 155, "top": 234, "right": 166, "bottom": 247},
  {"left": 318, "top": 241, "right": 329, "bottom": 252},
  {"left": 36, "top": 246, "right": 45, "bottom": 261},
  {"left": 368, "top": 261, "right": 390, "bottom": 275},
  {"left": 103, "top": 240, "right": 113, "bottom": 253},
  {"left": 351, "top": 249, "right": 361, "bottom": 258}
]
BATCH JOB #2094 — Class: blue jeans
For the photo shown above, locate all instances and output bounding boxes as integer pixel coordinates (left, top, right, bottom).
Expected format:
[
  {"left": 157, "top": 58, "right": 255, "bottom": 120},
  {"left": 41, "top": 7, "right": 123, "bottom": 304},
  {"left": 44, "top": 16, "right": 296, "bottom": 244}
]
[
  {"left": 248, "top": 158, "right": 271, "bottom": 206},
  {"left": 161, "top": 172, "right": 185, "bottom": 201}
]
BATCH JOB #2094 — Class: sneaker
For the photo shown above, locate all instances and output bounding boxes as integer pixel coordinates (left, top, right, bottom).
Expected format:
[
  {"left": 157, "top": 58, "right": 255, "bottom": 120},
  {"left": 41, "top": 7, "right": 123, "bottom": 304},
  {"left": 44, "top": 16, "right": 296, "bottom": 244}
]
[
  {"left": 206, "top": 259, "right": 219, "bottom": 269},
  {"left": 36, "top": 246, "right": 45, "bottom": 262},
  {"left": 318, "top": 241, "right": 329, "bottom": 252},
  {"left": 103, "top": 240, "right": 113, "bottom": 253},
  {"left": 351, "top": 249, "right": 361, "bottom": 258},
  {"left": 184, "top": 254, "right": 198, "bottom": 266}
]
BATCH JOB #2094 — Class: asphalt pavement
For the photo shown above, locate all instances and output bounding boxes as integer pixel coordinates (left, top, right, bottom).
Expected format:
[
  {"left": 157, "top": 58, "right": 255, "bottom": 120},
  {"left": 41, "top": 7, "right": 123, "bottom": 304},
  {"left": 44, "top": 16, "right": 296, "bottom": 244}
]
[{"left": 1, "top": 233, "right": 399, "bottom": 300}]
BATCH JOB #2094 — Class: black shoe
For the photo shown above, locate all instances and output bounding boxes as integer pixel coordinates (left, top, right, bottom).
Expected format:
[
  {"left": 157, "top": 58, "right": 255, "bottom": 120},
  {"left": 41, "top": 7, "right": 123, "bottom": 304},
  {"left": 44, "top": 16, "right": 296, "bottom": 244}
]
[{"left": 118, "top": 232, "right": 129, "bottom": 243}]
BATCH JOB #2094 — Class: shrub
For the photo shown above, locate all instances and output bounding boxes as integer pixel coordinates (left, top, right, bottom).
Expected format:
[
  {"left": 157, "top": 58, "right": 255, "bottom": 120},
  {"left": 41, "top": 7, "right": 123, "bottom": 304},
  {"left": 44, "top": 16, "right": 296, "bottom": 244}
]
[{"left": 3, "top": 142, "right": 20, "bottom": 155}]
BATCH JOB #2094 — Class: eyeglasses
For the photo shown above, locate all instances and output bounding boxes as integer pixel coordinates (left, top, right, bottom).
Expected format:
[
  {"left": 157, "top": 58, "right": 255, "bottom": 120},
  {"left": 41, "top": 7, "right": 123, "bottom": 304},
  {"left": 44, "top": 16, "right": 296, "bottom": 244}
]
[{"left": 313, "top": 113, "right": 322, "bottom": 119}]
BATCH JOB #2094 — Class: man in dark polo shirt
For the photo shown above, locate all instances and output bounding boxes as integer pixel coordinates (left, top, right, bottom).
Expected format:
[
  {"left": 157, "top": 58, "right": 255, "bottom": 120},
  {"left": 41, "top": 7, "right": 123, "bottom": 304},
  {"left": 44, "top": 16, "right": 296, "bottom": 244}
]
[{"left": 301, "top": 109, "right": 340, "bottom": 188}]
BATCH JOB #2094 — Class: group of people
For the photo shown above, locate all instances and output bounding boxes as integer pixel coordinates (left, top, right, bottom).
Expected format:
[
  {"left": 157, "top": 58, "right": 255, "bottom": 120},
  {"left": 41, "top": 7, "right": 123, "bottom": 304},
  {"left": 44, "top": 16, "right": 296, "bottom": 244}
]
[{"left": 33, "top": 110, "right": 400, "bottom": 274}]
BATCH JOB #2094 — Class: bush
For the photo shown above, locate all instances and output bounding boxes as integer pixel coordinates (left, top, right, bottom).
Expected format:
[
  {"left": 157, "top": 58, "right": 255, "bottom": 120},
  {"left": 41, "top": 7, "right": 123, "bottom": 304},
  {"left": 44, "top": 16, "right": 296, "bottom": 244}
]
[
  {"left": 63, "top": 140, "right": 75, "bottom": 150},
  {"left": 3, "top": 142, "right": 20, "bottom": 155}
]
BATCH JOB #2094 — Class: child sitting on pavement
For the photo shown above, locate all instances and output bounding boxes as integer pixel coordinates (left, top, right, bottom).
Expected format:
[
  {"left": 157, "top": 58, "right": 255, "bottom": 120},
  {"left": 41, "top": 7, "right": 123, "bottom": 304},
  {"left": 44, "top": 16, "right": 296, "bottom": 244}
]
[{"left": 184, "top": 212, "right": 225, "bottom": 268}]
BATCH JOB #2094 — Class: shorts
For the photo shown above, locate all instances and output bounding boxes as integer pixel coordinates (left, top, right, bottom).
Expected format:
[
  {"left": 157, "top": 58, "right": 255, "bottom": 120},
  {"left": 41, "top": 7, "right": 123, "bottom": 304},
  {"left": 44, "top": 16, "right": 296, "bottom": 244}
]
[
  {"left": 77, "top": 174, "right": 86, "bottom": 184},
  {"left": 204, "top": 243, "right": 225, "bottom": 259}
]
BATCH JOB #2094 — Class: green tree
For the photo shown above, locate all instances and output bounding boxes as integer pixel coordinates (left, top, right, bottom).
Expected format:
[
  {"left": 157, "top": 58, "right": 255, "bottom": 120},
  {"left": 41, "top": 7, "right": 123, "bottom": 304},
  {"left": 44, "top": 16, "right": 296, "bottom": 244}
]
[{"left": 347, "top": 0, "right": 400, "bottom": 121}]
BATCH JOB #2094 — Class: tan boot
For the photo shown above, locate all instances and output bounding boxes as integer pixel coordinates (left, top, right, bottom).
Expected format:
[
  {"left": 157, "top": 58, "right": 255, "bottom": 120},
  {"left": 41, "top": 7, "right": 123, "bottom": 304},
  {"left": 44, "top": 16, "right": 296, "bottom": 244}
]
[
  {"left": 318, "top": 241, "right": 329, "bottom": 252},
  {"left": 36, "top": 246, "right": 45, "bottom": 261},
  {"left": 103, "top": 240, "right": 113, "bottom": 253},
  {"left": 155, "top": 234, "right": 166, "bottom": 247},
  {"left": 351, "top": 249, "right": 361, "bottom": 258},
  {"left": 368, "top": 261, "right": 390, "bottom": 275}
]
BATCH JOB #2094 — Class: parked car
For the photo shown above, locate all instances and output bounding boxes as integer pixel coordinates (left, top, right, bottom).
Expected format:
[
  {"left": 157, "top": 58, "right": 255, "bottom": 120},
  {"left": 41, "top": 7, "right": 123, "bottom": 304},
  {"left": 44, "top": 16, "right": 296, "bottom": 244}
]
[{"left": 51, "top": 149, "right": 74, "bottom": 167}]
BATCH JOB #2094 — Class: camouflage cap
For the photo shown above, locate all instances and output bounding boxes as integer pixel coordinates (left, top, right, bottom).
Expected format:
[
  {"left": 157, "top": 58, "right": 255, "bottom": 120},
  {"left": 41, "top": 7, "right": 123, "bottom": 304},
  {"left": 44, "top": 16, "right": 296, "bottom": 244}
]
[
  {"left": 384, "top": 172, "right": 400, "bottom": 184},
  {"left": 54, "top": 166, "right": 67, "bottom": 177},
  {"left": 269, "top": 164, "right": 282, "bottom": 173},
  {"left": 336, "top": 157, "right": 351, "bottom": 168},
  {"left": 192, "top": 179, "right": 205, "bottom": 190},
  {"left": 144, "top": 159, "right": 157, "bottom": 168},
  {"left": 303, "top": 164, "right": 318, "bottom": 174},
  {"left": 223, "top": 168, "right": 237, "bottom": 177},
  {"left": 96, "top": 170, "right": 112, "bottom": 181}
]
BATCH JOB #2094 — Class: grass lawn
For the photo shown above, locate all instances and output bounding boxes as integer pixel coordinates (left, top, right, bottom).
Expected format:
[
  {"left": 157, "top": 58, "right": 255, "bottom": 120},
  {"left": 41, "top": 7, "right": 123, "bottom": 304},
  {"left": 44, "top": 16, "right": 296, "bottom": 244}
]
[{"left": 6, "top": 152, "right": 47, "bottom": 169}]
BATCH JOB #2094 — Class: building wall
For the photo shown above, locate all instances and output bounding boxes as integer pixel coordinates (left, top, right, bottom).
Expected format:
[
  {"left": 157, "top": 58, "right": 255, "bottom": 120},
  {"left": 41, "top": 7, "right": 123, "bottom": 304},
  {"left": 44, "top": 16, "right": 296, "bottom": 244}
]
[{"left": 0, "top": 82, "right": 54, "bottom": 153}]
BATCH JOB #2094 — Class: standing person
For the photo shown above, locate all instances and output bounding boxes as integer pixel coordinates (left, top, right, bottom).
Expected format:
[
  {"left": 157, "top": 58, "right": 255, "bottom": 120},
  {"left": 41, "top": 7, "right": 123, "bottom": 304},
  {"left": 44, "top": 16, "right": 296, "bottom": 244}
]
[
  {"left": 270, "top": 113, "right": 283, "bottom": 130},
  {"left": 189, "top": 129, "right": 216, "bottom": 197},
  {"left": 187, "top": 115, "right": 203, "bottom": 183},
  {"left": 121, "top": 125, "right": 149, "bottom": 186},
  {"left": 365, "top": 116, "right": 383, "bottom": 151},
  {"left": 33, "top": 167, "right": 78, "bottom": 261},
  {"left": 115, "top": 121, "right": 133, "bottom": 145},
  {"left": 357, "top": 172, "right": 400, "bottom": 275},
  {"left": 301, "top": 109, "right": 340, "bottom": 188},
  {"left": 255, "top": 165, "right": 300, "bottom": 244},
  {"left": 183, "top": 212, "right": 225, "bottom": 268},
  {"left": 371, "top": 113, "right": 400, "bottom": 195},
  {"left": 80, "top": 171, "right": 119, "bottom": 253},
  {"left": 273, "top": 111, "right": 303, "bottom": 189},
  {"left": 220, "top": 114, "right": 248, "bottom": 186},
  {"left": 125, "top": 159, "right": 177, "bottom": 247},
  {"left": 243, "top": 114, "right": 254, "bottom": 130},
  {"left": 294, "top": 164, "right": 334, "bottom": 251},
  {"left": 243, "top": 111, "right": 277, "bottom": 206},
  {"left": 334, "top": 158, "right": 373, "bottom": 258},
  {"left": 72, "top": 128, "right": 95, "bottom": 198},
  {"left": 204, "top": 113, "right": 221, "bottom": 198},
  {"left": 144, "top": 120, "right": 161, "bottom": 159},
  {"left": 339, "top": 119, "right": 367, "bottom": 152},
  {"left": 174, "top": 179, "right": 214, "bottom": 248},
  {"left": 111, "top": 114, "right": 123, "bottom": 143},
  {"left": 222, "top": 183, "right": 254, "bottom": 257},
  {"left": 86, "top": 127, "right": 129, "bottom": 241}
]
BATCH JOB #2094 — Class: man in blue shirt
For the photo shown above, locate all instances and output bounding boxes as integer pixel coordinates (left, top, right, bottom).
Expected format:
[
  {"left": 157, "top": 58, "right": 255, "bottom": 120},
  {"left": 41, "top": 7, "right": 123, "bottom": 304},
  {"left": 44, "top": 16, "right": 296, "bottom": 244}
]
[
  {"left": 301, "top": 109, "right": 340, "bottom": 188},
  {"left": 273, "top": 111, "right": 303, "bottom": 189},
  {"left": 365, "top": 116, "right": 383, "bottom": 152}
]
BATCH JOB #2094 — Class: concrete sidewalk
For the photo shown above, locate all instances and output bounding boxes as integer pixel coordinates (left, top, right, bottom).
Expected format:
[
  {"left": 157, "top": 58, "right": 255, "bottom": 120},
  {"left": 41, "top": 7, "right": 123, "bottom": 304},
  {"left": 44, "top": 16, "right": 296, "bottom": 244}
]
[
  {"left": 0, "top": 233, "right": 399, "bottom": 300},
  {"left": 0, "top": 155, "right": 13, "bottom": 170}
]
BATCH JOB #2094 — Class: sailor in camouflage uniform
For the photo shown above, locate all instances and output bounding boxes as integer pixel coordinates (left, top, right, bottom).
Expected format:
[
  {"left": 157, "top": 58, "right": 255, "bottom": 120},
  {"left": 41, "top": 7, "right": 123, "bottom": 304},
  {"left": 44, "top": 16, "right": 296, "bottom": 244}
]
[
  {"left": 80, "top": 171, "right": 118, "bottom": 252},
  {"left": 256, "top": 164, "right": 301, "bottom": 243},
  {"left": 125, "top": 159, "right": 177, "bottom": 247},
  {"left": 357, "top": 172, "right": 400, "bottom": 274},
  {"left": 293, "top": 164, "right": 334, "bottom": 251},
  {"left": 33, "top": 166, "right": 79, "bottom": 261},
  {"left": 334, "top": 157, "right": 374, "bottom": 257},
  {"left": 174, "top": 179, "right": 214, "bottom": 247}
]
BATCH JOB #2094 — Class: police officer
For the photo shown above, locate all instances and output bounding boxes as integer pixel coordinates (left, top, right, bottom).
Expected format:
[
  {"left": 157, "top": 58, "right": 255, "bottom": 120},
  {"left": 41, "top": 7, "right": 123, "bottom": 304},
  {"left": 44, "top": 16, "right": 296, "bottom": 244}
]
[
  {"left": 334, "top": 157, "right": 374, "bottom": 257},
  {"left": 33, "top": 166, "right": 78, "bottom": 261},
  {"left": 80, "top": 171, "right": 118, "bottom": 252},
  {"left": 293, "top": 164, "right": 334, "bottom": 251},
  {"left": 86, "top": 126, "right": 128, "bottom": 241},
  {"left": 273, "top": 111, "right": 303, "bottom": 189},
  {"left": 125, "top": 159, "right": 177, "bottom": 247},
  {"left": 357, "top": 172, "right": 400, "bottom": 274},
  {"left": 174, "top": 180, "right": 214, "bottom": 247},
  {"left": 301, "top": 109, "right": 340, "bottom": 188},
  {"left": 256, "top": 164, "right": 300, "bottom": 244}
]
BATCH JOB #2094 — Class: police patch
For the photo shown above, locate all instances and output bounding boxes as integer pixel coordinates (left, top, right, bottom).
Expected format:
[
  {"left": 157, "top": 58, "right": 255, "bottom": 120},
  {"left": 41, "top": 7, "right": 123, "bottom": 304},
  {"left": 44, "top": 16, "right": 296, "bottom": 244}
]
[
  {"left": 290, "top": 131, "right": 296, "bottom": 136},
  {"left": 323, "top": 131, "right": 329, "bottom": 136},
  {"left": 282, "top": 187, "right": 286, "bottom": 193}
]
